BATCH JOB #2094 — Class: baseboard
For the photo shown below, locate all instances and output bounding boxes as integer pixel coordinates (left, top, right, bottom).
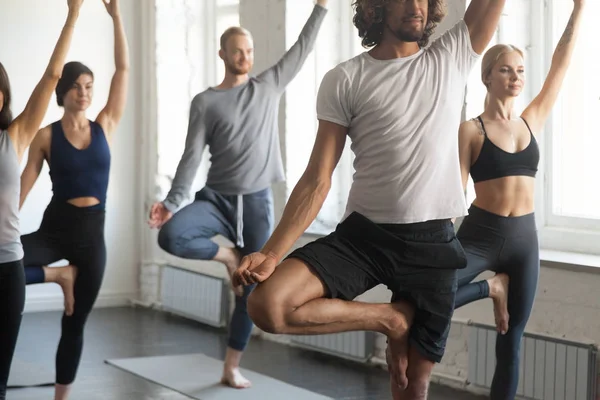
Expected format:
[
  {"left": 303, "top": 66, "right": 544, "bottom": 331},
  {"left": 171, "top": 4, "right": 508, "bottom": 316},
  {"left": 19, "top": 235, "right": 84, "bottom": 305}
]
[{"left": 23, "top": 291, "right": 136, "bottom": 313}]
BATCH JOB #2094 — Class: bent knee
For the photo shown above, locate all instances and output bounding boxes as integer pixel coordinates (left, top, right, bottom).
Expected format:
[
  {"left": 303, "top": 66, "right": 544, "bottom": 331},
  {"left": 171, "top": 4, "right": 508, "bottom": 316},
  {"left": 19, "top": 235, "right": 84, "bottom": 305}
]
[
  {"left": 157, "top": 225, "right": 181, "bottom": 256},
  {"left": 247, "top": 287, "right": 288, "bottom": 334}
]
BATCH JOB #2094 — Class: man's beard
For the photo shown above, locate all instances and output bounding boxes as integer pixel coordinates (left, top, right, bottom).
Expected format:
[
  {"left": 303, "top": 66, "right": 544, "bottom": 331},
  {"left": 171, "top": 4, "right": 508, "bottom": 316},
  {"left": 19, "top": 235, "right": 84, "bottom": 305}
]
[
  {"left": 226, "top": 62, "right": 250, "bottom": 76},
  {"left": 388, "top": 23, "right": 424, "bottom": 43}
]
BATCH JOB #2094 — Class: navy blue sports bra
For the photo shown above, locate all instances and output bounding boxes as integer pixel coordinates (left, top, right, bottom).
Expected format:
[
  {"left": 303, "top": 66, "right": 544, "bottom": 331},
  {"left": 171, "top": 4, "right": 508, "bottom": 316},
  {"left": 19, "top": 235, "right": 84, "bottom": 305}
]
[
  {"left": 470, "top": 116, "right": 539, "bottom": 184},
  {"left": 49, "top": 120, "right": 111, "bottom": 209}
]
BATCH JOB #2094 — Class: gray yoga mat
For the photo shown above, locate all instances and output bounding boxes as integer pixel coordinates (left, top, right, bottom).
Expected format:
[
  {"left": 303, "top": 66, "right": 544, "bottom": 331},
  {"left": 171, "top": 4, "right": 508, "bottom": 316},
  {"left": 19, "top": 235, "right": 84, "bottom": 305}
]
[
  {"left": 105, "top": 353, "right": 333, "bottom": 400},
  {"left": 7, "top": 359, "right": 54, "bottom": 388}
]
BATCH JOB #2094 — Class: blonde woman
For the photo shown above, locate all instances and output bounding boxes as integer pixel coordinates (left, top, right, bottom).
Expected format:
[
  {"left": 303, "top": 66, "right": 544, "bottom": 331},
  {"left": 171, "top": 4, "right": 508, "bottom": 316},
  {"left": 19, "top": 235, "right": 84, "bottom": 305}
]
[{"left": 454, "top": 1, "right": 584, "bottom": 398}]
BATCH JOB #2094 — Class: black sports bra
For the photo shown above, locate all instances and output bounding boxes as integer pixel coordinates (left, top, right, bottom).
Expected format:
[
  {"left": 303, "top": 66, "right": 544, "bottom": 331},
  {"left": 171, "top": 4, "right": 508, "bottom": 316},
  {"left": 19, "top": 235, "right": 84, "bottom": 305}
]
[{"left": 470, "top": 116, "right": 539, "bottom": 184}]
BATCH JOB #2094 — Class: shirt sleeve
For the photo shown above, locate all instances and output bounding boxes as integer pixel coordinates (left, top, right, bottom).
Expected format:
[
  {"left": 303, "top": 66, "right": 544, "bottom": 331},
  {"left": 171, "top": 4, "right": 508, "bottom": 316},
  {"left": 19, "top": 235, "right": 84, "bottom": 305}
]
[
  {"left": 162, "top": 95, "right": 208, "bottom": 213},
  {"left": 316, "top": 66, "right": 352, "bottom": 128},
  {"left": 429, "top": 20, "right": 480, "bottom": 78},
  {"left": 257, "top": 5, "right": 327, "bottom": 92}
]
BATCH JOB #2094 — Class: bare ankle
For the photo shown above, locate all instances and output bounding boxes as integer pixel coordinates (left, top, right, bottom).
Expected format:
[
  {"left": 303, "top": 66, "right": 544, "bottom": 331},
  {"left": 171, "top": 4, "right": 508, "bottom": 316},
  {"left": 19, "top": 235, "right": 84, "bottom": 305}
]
[
  {"left": 214, "top": 247, "right": 240, "bottom": 267},
  {"left": 384, "top": 304, "right": 411, "bottom": 339},
  {"left": 488, "top": 273, "right": 509, "bottom": 299},
  {"left": 54, "top": 383, "right": 71, "bottom": 400}
]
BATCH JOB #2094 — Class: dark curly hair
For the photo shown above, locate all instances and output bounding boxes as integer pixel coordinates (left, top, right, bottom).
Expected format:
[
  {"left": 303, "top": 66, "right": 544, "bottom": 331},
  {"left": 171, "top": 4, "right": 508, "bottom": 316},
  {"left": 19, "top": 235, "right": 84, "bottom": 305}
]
[{"left": 353, "top": 0, "right": 447, "bottom": 49}]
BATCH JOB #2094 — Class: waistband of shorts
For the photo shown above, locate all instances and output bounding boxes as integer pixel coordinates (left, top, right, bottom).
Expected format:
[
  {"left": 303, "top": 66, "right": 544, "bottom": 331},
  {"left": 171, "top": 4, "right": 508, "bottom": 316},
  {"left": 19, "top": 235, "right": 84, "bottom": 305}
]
[{"left": 340, "top": 212, "right": 453, "bottom": 237}]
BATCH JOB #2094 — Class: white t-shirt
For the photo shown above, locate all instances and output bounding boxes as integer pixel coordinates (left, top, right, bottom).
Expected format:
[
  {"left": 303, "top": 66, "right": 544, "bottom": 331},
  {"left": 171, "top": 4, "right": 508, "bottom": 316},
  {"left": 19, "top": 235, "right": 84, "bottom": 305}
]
[{"left": 317, "top": 20, "right": 479, "bottom": 224}]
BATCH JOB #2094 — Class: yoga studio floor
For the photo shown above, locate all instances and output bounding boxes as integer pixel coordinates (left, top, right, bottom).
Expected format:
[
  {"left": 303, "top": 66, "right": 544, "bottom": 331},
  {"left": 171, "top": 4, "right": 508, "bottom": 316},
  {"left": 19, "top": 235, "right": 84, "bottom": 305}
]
[{"left": 8, "top": 307, "right": 486, "bottom": 400}]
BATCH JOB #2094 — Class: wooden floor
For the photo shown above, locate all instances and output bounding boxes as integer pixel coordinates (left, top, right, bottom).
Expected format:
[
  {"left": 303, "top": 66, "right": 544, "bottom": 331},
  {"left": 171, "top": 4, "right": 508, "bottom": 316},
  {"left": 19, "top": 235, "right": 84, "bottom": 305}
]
[{"left": 7, "top": 306, "right": 486, "bottom": 399}]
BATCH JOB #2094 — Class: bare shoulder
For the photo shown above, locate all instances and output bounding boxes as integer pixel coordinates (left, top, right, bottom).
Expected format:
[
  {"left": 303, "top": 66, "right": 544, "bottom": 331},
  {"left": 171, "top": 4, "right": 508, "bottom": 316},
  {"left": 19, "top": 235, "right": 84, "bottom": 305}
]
[
  {"left": 37, "top": 124, "right": 52, "bottom": 143},
  {"left": 459, "top": 118, "right": 482, "bottom": 140},
  {"left": 31, "top": 124, "right": 53, "bottom": 152}
]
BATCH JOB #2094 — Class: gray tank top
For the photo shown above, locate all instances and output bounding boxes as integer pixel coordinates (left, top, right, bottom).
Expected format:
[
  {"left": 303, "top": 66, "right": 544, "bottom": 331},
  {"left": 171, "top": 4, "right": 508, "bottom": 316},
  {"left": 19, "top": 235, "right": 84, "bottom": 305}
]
[{"left": 0, "top": 130, "right": 24, "bottom": 263}]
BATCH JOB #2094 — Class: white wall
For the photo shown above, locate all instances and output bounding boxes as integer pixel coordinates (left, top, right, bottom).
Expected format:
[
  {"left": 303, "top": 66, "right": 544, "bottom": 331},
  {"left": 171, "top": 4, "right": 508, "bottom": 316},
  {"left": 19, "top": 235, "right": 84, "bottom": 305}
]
[{"left": 0, "top": 0, "right": 142, "bottom": 311}]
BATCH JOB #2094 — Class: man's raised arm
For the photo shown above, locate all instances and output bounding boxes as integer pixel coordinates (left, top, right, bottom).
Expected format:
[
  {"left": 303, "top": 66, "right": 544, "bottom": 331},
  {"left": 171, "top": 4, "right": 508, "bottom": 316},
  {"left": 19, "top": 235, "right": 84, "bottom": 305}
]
[{"left": 464, "top": 0, "right": 507, "bottom": 54}]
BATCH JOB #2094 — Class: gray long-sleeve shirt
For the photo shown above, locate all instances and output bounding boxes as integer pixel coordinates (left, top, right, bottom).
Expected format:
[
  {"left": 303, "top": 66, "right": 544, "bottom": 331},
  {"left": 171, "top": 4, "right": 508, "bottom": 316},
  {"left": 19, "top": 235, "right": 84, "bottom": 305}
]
[{"left": 162, "top": 5, "right": 327, "bottom": 213}]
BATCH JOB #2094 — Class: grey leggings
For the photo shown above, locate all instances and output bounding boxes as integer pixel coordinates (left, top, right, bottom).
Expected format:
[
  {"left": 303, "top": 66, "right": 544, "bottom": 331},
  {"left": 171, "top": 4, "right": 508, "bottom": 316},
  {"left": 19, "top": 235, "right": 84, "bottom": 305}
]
[{"left": 455, "top": 205, "right": 539, "bottom": 400}]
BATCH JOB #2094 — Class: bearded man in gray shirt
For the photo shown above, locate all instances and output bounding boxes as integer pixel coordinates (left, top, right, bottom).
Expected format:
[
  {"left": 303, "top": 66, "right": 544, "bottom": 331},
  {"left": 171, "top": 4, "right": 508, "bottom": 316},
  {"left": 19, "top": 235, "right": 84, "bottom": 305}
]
[{"left": 147, "top": 0, "right": 328, "bottom": 389}]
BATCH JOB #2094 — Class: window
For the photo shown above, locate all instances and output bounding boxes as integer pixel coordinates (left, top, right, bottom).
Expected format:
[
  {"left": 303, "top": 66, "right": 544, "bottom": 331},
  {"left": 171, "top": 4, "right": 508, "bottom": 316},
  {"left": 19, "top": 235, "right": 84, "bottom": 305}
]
[
  {"left": 463, "top": 0, "right": 600, "bottom": 254},
  {"left": 537, "top": 0, "right": 600, "bottom": 254},
  {"left": 548, "top": 0, "right": 600, "bottom": 221},
  {"left": 154, "top": 0, "right": 239, "bottom": 200},
  {"left": 215, "top": 1, "right": 240, "bottom": 84},
  {"left": 284, "top": 2, "right": 363, "bottom": 235}
]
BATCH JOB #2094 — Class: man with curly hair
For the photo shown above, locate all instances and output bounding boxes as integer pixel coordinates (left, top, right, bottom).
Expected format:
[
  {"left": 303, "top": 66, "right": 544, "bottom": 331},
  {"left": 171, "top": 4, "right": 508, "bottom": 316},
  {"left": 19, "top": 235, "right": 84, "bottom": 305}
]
[{"left": 234, "top": 0, "right": 505, "bottom": 398}]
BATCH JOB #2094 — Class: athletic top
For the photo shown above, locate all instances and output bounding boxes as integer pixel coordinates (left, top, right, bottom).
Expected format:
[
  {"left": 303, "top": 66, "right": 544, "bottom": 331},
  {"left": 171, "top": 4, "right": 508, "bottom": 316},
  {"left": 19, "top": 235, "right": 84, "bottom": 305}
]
[
  {"left": 470, "top": 116, "right": 539, "bottom": 183},
  {"left": 0, "top": 130, "right": 24, "bottom": 263},
  {"left": 317, "top": 20, "right": 479, "bottom": 224},
  {"left": 49, "top": 120, "right": 111, "bottom": 209},
  {"left": 162, "top": 4, "right": 327, "bottom": 213}
]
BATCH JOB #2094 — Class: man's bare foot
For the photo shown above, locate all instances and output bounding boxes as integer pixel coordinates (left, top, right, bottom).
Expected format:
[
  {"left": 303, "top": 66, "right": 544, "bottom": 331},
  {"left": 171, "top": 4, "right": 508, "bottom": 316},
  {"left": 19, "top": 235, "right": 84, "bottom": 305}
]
[
  {"left": 488, "top": 273, "right": 510, "bottom": 334},
  {"left": 220, "top": 367, "right": 251, "bottom": 389},
  {"left": 389, "top": 372, "right": 405, "bottom": 400},
  {"left": 56, "top": 265, "right": 77, "bottom": 316},
  {"left": 384, "top": 302, "right": 413, "bottom": 391},
  {"left": 222, "top": 248, "right": 243, "bottom": 297}
]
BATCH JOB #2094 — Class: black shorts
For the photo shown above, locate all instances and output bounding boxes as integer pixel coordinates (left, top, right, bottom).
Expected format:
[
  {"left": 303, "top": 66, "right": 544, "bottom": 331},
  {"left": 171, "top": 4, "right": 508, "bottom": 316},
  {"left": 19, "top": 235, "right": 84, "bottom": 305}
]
[{"left": 287, "top": 212, "right": 467, "bottom": 363}]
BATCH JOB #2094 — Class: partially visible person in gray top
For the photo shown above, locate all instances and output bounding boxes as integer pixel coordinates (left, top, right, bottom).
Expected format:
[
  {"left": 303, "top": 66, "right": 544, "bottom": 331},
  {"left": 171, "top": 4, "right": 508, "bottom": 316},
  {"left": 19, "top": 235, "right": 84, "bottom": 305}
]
[
  {"left": 147, "top": 0, "right": 328, "bottom": 389},
  {"left": 0, "top": 0, "right": 82, "bottom": 397}
]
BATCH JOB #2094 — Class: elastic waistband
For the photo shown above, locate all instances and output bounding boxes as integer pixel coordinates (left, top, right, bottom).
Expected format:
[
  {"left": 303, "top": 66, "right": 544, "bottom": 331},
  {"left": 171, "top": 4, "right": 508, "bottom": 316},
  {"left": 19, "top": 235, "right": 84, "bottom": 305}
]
[
  {"left": 0, "top": 258, "right": 23, "bottom": 269},
  {"left": 463, "top": 204, "right": 536, "bottom": 234},
  {"left": 48, "top": 198, "right": 105, "bottom": 215},
  {"left": 376, "top": 218, "right": 452, "bottom": 234},
  {"left": 341, "top": 212, "right": 453, "bottom": 236}
]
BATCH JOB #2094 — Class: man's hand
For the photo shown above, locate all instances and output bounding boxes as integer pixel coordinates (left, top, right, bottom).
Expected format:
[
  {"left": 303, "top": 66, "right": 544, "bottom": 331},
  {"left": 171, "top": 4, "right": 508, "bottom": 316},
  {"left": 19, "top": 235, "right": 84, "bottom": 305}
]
[
  {"left": 147, "top": 202, "right": 173, "bottom": 229},
  {"left": 232, "top": 252, "right": 279, "bottom": 287},
  {"left": 316, "top": 0, "right": 328, "bottom": 7}
]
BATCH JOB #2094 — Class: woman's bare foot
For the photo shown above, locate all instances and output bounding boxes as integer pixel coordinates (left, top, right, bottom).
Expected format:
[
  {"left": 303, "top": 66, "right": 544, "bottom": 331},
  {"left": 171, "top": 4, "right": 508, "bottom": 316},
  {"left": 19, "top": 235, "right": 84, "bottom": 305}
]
[
  {"left": 384, "top": 302, "right": 414, "bottom": 391},
  {"left": 488, "top": 273, "right": 510, "bottom": 334},
  {"left": 50, "top": 265, "right": 77, "bottom": 316},
  {"left": 220, "top": 367, "right": 251, "bottom": 389}
]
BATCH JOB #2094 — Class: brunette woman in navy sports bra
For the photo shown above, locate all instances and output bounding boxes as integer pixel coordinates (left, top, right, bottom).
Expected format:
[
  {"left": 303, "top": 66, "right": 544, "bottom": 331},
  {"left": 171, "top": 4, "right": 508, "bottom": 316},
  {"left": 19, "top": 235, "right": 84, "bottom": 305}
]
[
  {"left": 17, "top": 0, "right": 129, "bottom": 398},
  {"left": 454, "top": 1, "right": 584, "bottom": 399}
]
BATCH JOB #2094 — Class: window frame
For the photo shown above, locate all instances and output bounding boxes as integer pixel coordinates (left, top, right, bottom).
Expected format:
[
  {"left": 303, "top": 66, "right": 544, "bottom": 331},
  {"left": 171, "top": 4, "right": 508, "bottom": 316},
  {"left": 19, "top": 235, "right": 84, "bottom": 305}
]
[{"left": 535, "top": 0, "right": 600, "bottom": 255}]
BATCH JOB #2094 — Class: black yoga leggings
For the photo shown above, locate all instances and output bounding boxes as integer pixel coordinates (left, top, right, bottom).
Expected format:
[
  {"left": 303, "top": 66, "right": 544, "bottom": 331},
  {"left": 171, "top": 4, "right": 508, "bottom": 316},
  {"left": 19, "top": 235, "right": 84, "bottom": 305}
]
[
  {"left": 455, "top": 205, "right": 539, "bottom": 400},
  {"left": 22, "top": 200, "right": 106, "bottom": 385},
  {"left": 0, "top": 260, "right": 25, "bottom": 400}
]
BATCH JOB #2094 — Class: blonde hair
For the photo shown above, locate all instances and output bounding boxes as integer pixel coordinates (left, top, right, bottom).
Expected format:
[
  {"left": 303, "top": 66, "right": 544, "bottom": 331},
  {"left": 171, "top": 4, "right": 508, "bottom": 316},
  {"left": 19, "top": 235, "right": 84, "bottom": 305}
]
[
  {"left": 220, "top": 27, "right": 252, "bottom": 51},
  {"left": 481, "top": 44, "right": 524, "bottom": 107}
]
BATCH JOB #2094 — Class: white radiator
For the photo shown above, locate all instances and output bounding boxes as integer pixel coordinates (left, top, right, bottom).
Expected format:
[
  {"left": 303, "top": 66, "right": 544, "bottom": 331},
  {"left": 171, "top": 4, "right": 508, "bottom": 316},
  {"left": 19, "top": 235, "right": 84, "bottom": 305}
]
[
  {"left": 160, "top": 265, "right": 229, "bottom": 328},
  {"left": 468, "top": 323, "right": 598, "bottom": 400},
  {"left": 291, "top": 331, "right": 375, "bottom": 362}
]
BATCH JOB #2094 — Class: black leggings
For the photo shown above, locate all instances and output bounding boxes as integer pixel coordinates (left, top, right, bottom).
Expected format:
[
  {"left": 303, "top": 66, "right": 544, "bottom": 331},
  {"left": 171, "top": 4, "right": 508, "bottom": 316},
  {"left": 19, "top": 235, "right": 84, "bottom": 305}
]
[
  {"left": 0, "top": 260, "right": 25, "bottom": 400},
  {"left": 22, "top": 200, "right": 106, "bottom": 385},
  {"left": 455, "top": 205, "right": 539, "bottom": 400}
]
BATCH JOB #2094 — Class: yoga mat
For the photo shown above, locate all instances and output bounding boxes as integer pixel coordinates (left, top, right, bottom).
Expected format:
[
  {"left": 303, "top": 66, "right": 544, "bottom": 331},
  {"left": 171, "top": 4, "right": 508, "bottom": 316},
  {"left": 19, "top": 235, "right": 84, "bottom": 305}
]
[
  {"left": 105, "top": 353, "right": 333, "bottom": 400},
  {"left": 7, "top": 359, "right": 54, "bottom": 388}
]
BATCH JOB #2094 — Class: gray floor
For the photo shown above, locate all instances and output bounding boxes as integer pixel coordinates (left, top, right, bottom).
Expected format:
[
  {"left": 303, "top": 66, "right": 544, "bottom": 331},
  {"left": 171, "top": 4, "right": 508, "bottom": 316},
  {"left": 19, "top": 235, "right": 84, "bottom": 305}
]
[{"left": 8, "top": 307, "right": 486, "bottom": 399}]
